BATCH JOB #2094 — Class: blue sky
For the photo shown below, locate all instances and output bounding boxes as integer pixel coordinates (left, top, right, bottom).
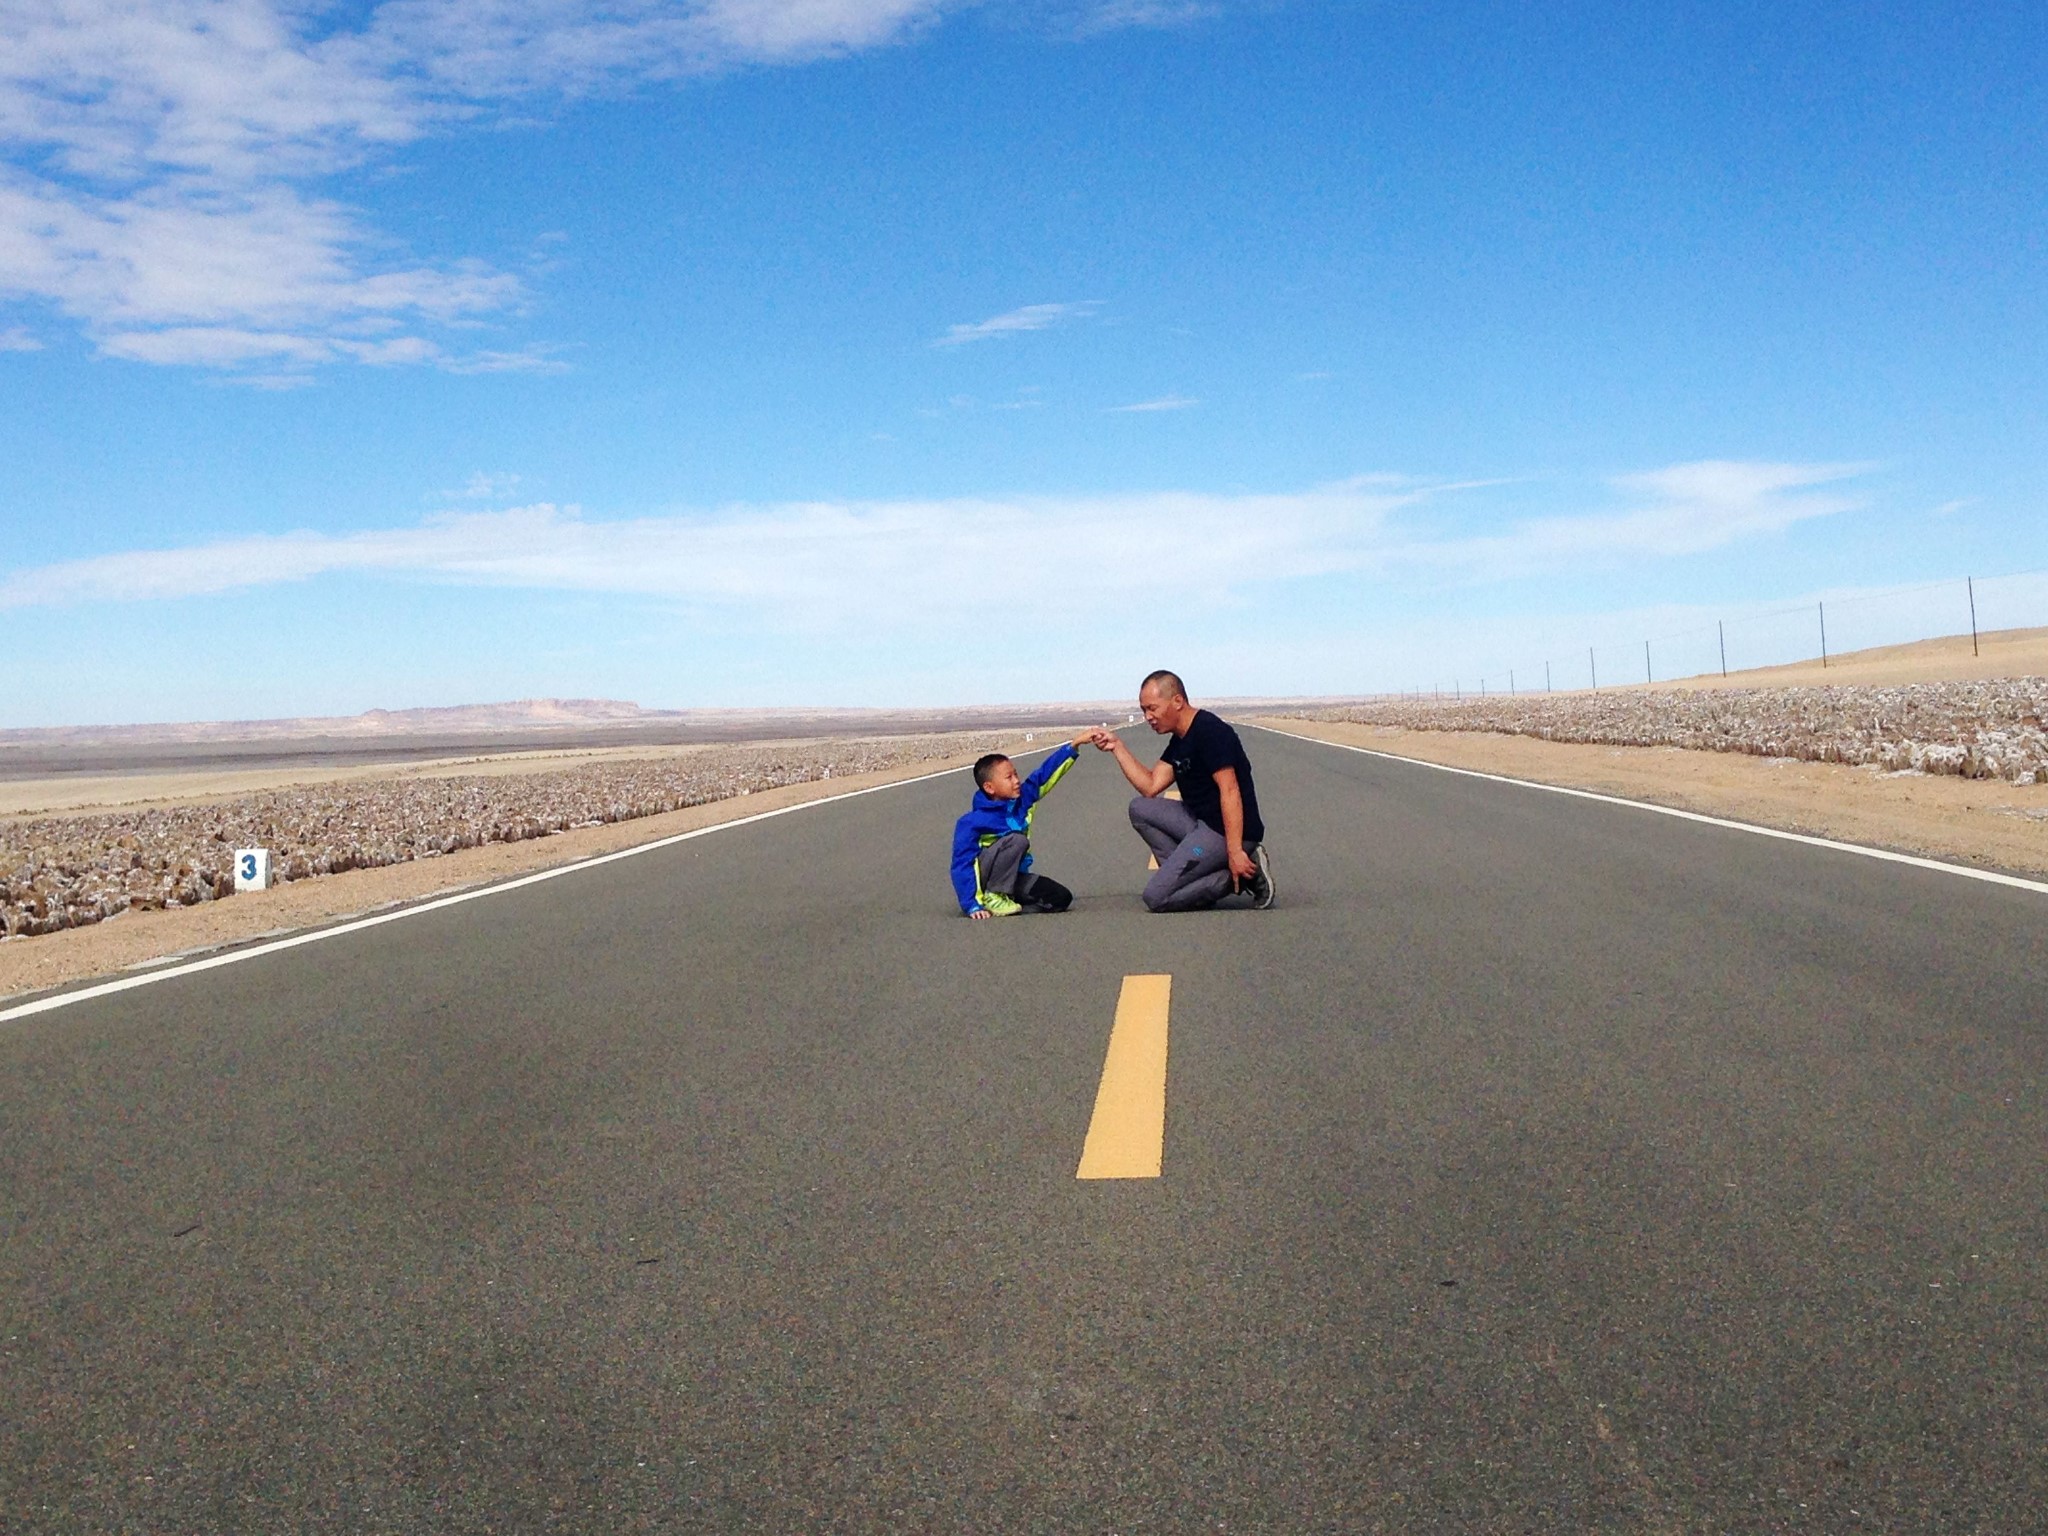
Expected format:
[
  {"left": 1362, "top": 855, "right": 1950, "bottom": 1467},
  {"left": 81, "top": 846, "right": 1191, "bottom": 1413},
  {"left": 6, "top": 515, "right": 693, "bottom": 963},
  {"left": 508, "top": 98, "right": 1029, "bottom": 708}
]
[{"left": 2, "top": 0, "right": 2043, "bottom": 725}]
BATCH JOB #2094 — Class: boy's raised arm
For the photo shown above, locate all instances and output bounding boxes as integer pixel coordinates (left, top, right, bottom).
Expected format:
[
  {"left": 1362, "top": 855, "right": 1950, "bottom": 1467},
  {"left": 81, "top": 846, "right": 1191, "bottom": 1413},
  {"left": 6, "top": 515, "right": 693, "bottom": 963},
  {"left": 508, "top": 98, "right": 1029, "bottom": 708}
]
[{"left": 1018, "top": 738, "right": 1081, "bottom": 800}]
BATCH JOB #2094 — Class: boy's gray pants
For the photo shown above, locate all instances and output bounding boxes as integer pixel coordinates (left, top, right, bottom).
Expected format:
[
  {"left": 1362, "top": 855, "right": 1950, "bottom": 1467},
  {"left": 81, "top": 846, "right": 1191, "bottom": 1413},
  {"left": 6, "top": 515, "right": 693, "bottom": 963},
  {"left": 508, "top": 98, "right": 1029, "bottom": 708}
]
[
  {"left": 976, "top": 833, "right": 1031, "bottom": 898},
  {"left": 1129, "top": 795, "right": 1236, "bottom": 912}
]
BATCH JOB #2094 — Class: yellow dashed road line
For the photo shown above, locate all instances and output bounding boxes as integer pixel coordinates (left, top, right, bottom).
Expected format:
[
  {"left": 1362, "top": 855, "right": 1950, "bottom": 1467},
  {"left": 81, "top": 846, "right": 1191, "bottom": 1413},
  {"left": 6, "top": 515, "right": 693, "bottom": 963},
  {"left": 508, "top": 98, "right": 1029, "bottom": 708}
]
[{"left": 1077, "top": 974, "right": 1171, "bottom": 1180}]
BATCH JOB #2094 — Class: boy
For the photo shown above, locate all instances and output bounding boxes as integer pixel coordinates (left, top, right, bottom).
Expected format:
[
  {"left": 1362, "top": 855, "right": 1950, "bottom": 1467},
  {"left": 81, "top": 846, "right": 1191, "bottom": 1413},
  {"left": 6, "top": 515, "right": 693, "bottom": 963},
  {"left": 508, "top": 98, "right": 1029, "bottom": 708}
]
[{"left": 950, "top": 735, "right": 1093, "bottom": 918}]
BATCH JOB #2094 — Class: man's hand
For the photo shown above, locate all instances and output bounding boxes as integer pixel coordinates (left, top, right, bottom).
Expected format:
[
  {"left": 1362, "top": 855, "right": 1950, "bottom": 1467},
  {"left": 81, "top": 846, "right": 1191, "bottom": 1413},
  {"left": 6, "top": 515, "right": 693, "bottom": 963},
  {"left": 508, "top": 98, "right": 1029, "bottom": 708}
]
[
  {"left": 1227, "top": 847, "right": 1258, "bottom": 891},
  {"left": 1087, "top": 727, "right": 1117, "bottom": 750}
]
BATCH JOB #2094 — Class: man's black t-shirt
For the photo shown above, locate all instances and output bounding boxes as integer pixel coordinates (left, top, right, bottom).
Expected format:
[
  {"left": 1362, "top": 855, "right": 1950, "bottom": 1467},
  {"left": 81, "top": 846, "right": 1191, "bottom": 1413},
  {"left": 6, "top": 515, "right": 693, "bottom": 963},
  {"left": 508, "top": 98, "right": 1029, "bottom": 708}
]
[{"left": 1162, "top": 709, "right": 1265, "bottom": 846}]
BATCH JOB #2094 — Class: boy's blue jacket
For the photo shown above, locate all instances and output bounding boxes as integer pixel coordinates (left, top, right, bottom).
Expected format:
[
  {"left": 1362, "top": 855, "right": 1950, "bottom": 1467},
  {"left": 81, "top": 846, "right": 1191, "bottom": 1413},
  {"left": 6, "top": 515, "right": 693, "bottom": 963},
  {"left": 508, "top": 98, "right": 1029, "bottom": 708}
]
[{"left": 950, "top": 744, "right": 1078, "bottom": 914}]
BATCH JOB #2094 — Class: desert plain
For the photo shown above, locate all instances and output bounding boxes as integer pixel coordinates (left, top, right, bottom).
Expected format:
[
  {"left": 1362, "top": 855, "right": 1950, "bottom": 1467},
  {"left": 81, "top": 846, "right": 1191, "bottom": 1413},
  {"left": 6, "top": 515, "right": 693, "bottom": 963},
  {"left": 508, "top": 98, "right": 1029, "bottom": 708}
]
[{"left": 4, "top": 629, "right": 2045, "bottom": 1004}]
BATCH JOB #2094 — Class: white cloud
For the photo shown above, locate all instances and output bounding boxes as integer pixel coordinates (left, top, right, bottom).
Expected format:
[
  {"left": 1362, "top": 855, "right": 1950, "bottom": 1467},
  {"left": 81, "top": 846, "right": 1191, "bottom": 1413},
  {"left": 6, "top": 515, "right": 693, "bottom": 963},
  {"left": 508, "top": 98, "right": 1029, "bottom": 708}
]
[
  {"left": 0, "top": 323, "right": 40, "bottom": 350},
  {"left": 1016, "top": 0, "right": 1219, "bottom": 40},
  {"left": 0, "top": 461, "right": 1875, "bottom": 622},
  {"left": 0, "top": 0, "right": 974, "bottom": 374},
  {"left": 933, "top": 301, "right": 1100, "bottom": 347},
  {"left": 1410, "top": 460, "right": 1873, "bottom": 575},
  {"left": 451, "top": 470, "right": 523, "bottom": 500},
  {"left": 1066, "top": 0, "right": 1216, "bottom": 37},
  {"left": 1107, "top": 392, "right": 1197, "bottom": 412},
  {"left": 0, "top": 481, "right": 1419, "bottom": 618}
]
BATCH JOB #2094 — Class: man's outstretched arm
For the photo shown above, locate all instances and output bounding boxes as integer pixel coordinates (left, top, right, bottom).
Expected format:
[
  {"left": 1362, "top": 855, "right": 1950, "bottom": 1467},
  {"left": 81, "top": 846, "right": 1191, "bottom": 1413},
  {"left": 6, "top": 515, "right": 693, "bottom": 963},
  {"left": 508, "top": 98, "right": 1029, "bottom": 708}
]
[{"left": 1095, "top": 730, "right": 1176, "bottom": 796}]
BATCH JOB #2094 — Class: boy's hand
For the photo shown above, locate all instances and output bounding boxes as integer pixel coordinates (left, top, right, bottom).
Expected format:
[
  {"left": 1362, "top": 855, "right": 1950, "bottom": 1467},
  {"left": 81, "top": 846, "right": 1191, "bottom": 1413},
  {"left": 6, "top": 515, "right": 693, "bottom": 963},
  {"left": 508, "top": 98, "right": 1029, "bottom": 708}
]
[
  {"left": 1069, "top": 729, "right": 1098, "bottom": 749},
  {"left": 969, "top": 909, "right": 990, "bottom": 920}
]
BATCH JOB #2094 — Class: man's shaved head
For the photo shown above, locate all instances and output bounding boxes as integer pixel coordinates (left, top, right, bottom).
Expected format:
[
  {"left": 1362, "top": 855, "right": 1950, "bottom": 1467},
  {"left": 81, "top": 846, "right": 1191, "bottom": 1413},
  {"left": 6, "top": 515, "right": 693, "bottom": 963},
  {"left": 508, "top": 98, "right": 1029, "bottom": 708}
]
[{"left": 1140, "top": 669, "right": 1187, "bottom": 703}]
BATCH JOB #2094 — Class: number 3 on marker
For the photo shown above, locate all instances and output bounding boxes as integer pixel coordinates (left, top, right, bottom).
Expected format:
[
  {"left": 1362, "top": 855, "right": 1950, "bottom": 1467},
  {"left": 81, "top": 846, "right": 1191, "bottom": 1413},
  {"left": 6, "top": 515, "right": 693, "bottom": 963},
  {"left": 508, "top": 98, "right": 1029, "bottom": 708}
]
[{"left": 240, "top": 854, "right": 257, "bottom": 881}]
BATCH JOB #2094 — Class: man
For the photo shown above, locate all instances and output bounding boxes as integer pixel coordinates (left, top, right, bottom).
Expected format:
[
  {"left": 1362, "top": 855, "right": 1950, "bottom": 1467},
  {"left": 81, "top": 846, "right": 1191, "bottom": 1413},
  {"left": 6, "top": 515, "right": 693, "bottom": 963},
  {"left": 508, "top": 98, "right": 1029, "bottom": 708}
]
[{"left": 1093, "top": 670, "right": 1274, "bottom": 912}]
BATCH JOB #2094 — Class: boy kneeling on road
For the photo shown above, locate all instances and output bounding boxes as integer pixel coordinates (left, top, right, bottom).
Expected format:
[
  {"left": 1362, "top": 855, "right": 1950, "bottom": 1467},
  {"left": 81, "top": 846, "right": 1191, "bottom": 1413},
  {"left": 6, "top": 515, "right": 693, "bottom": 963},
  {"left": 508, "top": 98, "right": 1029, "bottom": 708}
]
[{"left": 950, "top": 736, "right": 1092, "bottom": 918}]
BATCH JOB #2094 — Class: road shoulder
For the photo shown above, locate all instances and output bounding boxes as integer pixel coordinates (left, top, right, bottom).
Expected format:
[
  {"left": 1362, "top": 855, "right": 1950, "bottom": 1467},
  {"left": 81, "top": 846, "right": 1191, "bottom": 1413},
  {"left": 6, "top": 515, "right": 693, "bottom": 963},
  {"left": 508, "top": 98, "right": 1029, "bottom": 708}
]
[
  {"left": 0, "top": 750, "right": 995, "bottom": 1004},
  {"left": 1258, "top": 716, "right": 2048, "bottom": 878}
]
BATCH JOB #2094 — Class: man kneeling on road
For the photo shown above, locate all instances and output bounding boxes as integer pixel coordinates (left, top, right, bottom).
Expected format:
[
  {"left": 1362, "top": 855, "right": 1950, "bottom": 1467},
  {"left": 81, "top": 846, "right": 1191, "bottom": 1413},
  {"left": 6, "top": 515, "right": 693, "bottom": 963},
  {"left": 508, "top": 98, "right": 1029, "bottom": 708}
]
[{"left": 1093, "top": 670, "right": 1274, "bottom": 912}]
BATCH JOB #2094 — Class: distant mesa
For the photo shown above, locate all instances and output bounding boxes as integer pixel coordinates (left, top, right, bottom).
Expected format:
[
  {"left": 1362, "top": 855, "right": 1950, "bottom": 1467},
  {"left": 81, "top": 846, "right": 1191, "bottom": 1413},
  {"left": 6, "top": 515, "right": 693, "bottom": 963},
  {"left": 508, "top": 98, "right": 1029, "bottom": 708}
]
[
  {"left": 350, "top": 699, "right": 678, "bottom": 731},
  {"left": 1, "top": 698, "right": 687, "bottom": 748},
  {"left": 0, "top": 690, "right": 1383, "bottom": 759}
]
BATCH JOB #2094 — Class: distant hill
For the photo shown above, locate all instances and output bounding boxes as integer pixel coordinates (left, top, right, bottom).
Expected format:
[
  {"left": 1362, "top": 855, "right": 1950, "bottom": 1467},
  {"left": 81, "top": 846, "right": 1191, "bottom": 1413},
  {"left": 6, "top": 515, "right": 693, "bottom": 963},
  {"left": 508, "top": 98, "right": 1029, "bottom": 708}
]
[
  {"left": 0, "top": 693, "right": 1386, "bottom": 781},
  {"left": 0, "top": 698, "right": 686, "bottom": 747},
  {"left": 350, "top": 699, "right": 683, "bottom": 732}
]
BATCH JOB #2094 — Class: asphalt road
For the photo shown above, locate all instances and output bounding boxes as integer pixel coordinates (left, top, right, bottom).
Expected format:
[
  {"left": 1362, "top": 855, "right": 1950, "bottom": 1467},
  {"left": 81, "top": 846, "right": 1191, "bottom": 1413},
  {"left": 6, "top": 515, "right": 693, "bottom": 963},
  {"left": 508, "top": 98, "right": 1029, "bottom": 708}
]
[{"left": 3, "top": 726, "right": 2044, "bottom": 1533}]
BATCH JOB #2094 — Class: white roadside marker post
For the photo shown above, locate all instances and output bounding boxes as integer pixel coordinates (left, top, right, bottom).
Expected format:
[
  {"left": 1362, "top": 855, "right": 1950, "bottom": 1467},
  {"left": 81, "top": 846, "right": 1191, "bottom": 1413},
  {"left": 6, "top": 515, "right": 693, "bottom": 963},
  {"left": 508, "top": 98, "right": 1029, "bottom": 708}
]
[{"left": 233, "top": 849, "right": 273, "bottom": 893}]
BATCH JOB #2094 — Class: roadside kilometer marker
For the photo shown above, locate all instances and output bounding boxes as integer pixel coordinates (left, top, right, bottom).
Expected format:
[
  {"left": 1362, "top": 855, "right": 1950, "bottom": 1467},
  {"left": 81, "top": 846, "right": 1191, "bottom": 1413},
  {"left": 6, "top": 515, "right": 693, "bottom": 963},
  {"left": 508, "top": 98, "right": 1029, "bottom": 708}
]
[{"left": 1077, "top": 974, "right": 1171, "bottom": 1180}]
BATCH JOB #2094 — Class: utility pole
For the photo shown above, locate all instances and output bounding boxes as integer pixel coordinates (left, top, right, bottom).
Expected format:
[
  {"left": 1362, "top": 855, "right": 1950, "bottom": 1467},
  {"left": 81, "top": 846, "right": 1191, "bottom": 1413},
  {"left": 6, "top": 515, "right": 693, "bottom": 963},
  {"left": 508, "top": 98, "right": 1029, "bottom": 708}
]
[
  {"left": 1969, "top": 577, "right": 1980, "bottom": 656},
  {"left": 1509, "top": 669, "right": 1515, "bottom": 694},
  {"left": 1819, "top": 602, "right": 1828, "bottom": 668},
  {"left": 1719, "top": 619, "right": 1727, "bottom": 677},
  {"left": 1645, "top": 640, "right": 1652, "bottom": 684},
  {"left": 1589, "top": 648, "right": 1597, "bottom": 689},
  {"left": 1545, "top": 660, "right": 1552, "bottom": 692}
]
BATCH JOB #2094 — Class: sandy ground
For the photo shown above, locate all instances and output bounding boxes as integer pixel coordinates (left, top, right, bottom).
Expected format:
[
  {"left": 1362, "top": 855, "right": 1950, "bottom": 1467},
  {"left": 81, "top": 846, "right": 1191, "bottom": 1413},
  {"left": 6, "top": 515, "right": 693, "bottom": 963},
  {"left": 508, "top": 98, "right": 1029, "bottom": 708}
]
[
  {"left": 1597, "top": 625, "right": 2048, "bottom": 693},
  {"left": 1260, "top": 717, "right": 2048, "bottom": 878},
  {"left": 0, "top": 746, "right": 1006, "bottom": 1005}
]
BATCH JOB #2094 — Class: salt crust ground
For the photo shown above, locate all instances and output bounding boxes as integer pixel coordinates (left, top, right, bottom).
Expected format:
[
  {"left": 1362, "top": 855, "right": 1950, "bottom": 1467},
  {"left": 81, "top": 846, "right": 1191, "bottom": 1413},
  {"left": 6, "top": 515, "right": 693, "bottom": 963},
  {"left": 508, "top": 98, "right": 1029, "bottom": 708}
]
[
  {"left": 0, "top": 741, "right": 745, "bottom": 820},
  {"left": 1262, "top": 717, "right": 2048, "bottom": 880},
  {"left": 0, "top": 745, "right": 1023, "bottom": 1005}
]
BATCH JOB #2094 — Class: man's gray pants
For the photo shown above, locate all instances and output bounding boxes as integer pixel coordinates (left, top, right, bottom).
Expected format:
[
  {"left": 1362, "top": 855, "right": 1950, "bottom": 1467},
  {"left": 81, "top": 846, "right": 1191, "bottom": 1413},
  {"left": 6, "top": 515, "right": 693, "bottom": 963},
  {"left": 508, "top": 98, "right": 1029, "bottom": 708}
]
[{"left": 1129, "top": 796, "right": 1236, "bottom": 913}]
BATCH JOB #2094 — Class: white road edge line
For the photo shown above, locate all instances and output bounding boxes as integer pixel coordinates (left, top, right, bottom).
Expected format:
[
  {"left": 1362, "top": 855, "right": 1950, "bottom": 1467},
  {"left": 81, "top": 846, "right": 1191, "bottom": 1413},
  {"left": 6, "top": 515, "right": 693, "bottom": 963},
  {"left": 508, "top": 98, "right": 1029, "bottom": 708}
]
[
  {"left": 0, "top": 752, "right": 1027, "bottom": 1025},
  {"left": 1251, "top": 722, "right": 2048, "bottom": 899}
]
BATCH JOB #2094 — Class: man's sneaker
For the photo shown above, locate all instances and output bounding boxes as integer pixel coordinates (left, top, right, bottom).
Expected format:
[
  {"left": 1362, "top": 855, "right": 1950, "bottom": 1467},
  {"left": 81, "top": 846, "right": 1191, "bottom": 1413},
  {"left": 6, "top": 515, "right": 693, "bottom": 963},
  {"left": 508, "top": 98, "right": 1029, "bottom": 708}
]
[
  {"left": 1247, "top": 844, "right": 1276, "bottom": 909},
  {"left": 979, "top": 892, "right": 1023, "bottom": 917}
]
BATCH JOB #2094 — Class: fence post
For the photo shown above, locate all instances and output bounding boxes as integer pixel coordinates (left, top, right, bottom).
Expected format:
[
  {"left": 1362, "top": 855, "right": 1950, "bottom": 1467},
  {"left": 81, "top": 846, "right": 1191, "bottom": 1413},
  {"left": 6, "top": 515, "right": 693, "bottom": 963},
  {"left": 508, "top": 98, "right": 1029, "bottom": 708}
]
[
  {"left": 1819, "top": 602, "right": 1828, "bottom": 668},
  {"left": 1969, "top": 577, "right": 1979, "bottom": 656},
  {"left": 1719, "top": 619, "right": 1727, "bottom": 678}
]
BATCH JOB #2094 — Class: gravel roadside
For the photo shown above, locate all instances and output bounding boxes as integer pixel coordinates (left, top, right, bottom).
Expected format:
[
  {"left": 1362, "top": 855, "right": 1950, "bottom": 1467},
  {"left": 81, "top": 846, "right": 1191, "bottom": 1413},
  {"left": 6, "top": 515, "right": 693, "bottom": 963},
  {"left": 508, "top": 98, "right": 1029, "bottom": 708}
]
[
  {"left": 1298, "top": 677, "right": 2048, "bottom": 783},
  {"left": 0, "top": 729, "right": 1068, "bottom": 1002},
  {"left": 1263, "top": 717, "right": 2048, "bottom": 880}
]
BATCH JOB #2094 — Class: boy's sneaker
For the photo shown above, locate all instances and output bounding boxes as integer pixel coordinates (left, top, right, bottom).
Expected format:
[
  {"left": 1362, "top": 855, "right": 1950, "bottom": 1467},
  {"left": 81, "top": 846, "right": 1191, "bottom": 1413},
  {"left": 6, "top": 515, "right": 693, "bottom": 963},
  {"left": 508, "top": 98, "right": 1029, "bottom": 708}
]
[
  {"left": 979, "top": 892, "right": 1023, "bottom": 917},
  {"left": 1247, "top": 844, "right": 1276, "bottom": 909}
]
